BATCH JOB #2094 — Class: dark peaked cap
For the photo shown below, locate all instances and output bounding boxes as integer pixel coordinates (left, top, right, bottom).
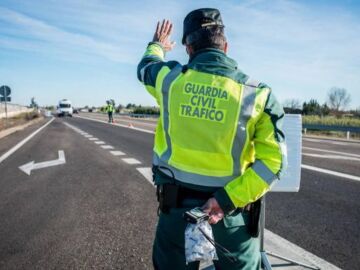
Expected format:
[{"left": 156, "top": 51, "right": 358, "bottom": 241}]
[{"left": 182, "top": 8, "right": 224, "bottom": 44}]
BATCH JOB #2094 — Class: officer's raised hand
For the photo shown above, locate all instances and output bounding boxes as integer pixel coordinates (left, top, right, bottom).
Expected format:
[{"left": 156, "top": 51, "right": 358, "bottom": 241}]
[
  {"left": 202, "top": 198, "right": 224, "bottom": 224},
  {"left": 153, "top": 19, "right": 176, "bottom": 52}
]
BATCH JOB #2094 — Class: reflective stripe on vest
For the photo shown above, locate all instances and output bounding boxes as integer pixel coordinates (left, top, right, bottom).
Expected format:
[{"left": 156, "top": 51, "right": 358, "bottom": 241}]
[
  {"left": 156, "top": 68, "right": 264, "bottom": 187},
  {"left": 153, "top": 153, "right": 234, "bottom": 187},
  {"left": 252, "top": 159, "right": 278, "bottom": 185},
  {"left": 231, "top": 84, "right": 256, "bottom": 176},
  {"left": 161, "top": 64, "right": 183, "bottom": 162}
]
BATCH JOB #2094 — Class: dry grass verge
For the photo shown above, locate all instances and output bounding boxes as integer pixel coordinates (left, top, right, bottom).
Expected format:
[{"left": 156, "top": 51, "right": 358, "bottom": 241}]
[{"left": 0, "top": 111, "right": 41, "bottom": 131}]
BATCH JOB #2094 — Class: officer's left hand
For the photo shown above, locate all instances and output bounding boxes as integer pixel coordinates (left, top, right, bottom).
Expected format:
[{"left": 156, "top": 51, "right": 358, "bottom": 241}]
[
  {"left": 153, "top": 19, "right": 176, "bottom": 52},
  {"left": 202, "top": 198, "right": 224, "bottom": 224}
]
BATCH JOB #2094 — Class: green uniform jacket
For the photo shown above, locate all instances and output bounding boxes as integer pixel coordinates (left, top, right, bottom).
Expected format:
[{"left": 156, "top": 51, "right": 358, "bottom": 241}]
[{"left": 137, "top": 42, "right": 287, "bottom": 213}]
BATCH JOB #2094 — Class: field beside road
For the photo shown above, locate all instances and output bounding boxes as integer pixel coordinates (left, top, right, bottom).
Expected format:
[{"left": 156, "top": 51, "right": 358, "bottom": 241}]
[{"left": 0, "top": 111, "right": 41, "bottom": 131}]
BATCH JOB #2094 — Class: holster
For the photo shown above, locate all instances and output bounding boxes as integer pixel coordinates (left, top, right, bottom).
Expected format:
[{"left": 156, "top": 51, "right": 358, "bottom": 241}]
[
  {"left": 247, "top": 199, "right": 261, "bottom": 237},
  {"left": 156, "top": 184, "right": 180, "bottom": 214}
]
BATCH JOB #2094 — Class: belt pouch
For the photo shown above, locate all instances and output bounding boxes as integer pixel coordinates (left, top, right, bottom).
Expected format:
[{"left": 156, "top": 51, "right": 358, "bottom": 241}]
[
  {"left": 157, "top": 184, "right": 180, "bottom": 213},
  {"left": 247, "top": 199, "right": 261, "bottom": 237}
]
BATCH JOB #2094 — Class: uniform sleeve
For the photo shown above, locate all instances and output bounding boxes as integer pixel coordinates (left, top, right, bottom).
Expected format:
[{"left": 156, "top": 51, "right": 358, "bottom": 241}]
[
  {"left": 137, "top": 42, "right": 167, "bottom": 99},
  {"left": 214, "top": 90, "right": 287, "bottom": 212}
]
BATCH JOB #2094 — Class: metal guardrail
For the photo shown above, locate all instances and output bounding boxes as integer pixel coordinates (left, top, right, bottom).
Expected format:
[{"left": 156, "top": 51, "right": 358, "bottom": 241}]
[
  {"left": 303, "top": 124, "right": 360, "bottom": 140},
  {"left": 128, "top": 113, "right": 159, "bottom": 119},
  {"left": 302, "top": 124, "right": 360, "bottom": 133}
]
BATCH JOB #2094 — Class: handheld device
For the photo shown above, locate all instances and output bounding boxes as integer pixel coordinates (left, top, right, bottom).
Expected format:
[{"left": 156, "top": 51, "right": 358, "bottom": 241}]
[{"left": 183, "top": 207, "right": 209, "bottom": 224}]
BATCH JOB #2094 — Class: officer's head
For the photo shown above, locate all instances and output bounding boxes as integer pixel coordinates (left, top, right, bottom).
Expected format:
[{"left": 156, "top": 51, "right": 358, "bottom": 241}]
[{"left": 182, "top": 8, "right": 227, "bottom": 57}]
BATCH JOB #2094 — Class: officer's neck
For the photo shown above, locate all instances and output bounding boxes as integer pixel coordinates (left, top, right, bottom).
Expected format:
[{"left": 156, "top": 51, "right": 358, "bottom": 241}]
[{"left": 188, "top": 48, "right": 226, "bottom": 62}]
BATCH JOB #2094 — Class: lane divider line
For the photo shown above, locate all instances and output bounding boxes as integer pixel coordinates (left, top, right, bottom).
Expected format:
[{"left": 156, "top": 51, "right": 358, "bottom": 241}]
[
  {"left": 136, "top": 167, "right": 153, "bottom": 185},
  {"left": 122, "top": 158, "right": 141, "bottom": 165},
  {"left": 84, "top": 135, "right": 93, "bottom": 138},
  {"left": 302, "top": 147, "right": 360, "bottom": 158},
  {"left": 94, "top": 141, "right": 105, "bottom": 145},
  {"left": 101, "top": 145, "right": 114, "bottom": 150},
  {"left": 0, "top": 117, "right": 55, "bottom": 164},
  {"left": 301, "top": 164, "right": 360, "bottom": 182},
  {"left": 110, "top": 151, "right": 126, "bottom": 156},
  {"left": 74, "top": 115, "right": 155, "bottom": 134},
  {"left": 88, "top": 138, "right": 99, "bottom": 141},
  {"left": 302, "top": 153, "right": 360, "bottom": 161}
]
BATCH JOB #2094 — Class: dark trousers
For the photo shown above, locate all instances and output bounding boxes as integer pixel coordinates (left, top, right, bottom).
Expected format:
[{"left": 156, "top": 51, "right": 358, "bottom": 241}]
[
  {"left": 108, "top": 112, "right": 113, "bottom": 122},
  {"left": 152, "top": 199, "right": 261, "bottom": 270}
]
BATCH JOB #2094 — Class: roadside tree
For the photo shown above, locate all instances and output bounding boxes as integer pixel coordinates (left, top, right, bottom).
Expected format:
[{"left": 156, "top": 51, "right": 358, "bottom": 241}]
[{"left": 327, "top": 87, "right": 351, "bottom": 112}]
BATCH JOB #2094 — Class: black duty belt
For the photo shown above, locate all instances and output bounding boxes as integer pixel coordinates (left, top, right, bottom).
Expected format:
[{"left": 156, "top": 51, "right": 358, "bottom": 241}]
[{"left": 179, "top": 186, "right": 213, "bottom": 201}]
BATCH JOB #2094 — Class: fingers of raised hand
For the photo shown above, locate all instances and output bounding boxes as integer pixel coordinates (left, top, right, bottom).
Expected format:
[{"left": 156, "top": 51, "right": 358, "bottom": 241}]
[
  {"left": 155, "top": 21, "right": 160, "bottom": 36},
  {"left": 159, "top": 19, "right": 166, "bottom": 34}
]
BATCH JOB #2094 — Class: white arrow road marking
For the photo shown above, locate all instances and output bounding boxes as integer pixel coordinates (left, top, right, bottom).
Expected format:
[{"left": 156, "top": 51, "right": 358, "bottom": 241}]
[{"left": 19, "top": 150, "right": 66, "bottom": 175}]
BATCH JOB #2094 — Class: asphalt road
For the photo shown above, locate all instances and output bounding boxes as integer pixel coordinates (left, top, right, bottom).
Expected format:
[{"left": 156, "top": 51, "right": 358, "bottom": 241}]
[
  {"left": 0, "top": 118, "right": 157, "bottom": 269},
  {"left": 0, "top": 114, "right": 359, "bottom": 269}
]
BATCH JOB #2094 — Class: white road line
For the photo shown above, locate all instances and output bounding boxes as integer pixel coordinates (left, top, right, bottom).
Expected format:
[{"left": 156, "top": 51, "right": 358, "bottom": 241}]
[
  {"left": 265, "top": 230, "right": 341, "bottom": 270},
  {"left": 74, "top": 115, "right": 155, "bottom": 134},
  {"left": 303, "top": 138, "right": 358, "bottom": 147},
  {"left": 82, "top": 114, "right": 157, "bottom": 127},
  {"left": 110, "top": 151, "right": 125, "bottom": 156},
  {"left": 330, "top": 141, "right": 351, "bottom": 146},
  {"left": 84, "top": 135, "right": 93, "bottom": 138},
  {"left": 88, "top": 137, "right": 99, "bottom": 141},
  {"left": 0, "top": 118, "right": 55, "bottom": 164},
  {"left": 302, "top": 147, "right": 360, "bottom": 158},
  {"left": 136, "top": 167, "right": 153, "bottom": 185},
  {"left": 301, "top": 164, "right": 360, "bottom": 182},
  {"left": 134, "top": 166, "right": 340, "bottom": 270},
  {"left": 101, "top": 145, "right": 114, "bottom": 149},
  {"left": 94, "top": 141, "right": 105, "bottom": 145},
  {"left": 302, "top": 153, "right": 360, "bottom": 161},
  {"left": 122, "top": 158, "right": 141, "bottom": 165}
]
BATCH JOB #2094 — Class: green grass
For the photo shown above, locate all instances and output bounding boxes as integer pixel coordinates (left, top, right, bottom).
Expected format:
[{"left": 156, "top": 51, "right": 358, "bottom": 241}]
[{"left": 302, "top": 115, "right": 360, "bottom": 127}]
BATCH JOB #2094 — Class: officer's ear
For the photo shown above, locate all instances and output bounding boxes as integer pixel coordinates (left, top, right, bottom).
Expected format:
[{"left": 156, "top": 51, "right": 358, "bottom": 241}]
[
  {"left": 186, "top": 45, "right": 194, "bottom": 56},
  {"left": 223, "top": 42, "right": 228, "bottom": 54}
]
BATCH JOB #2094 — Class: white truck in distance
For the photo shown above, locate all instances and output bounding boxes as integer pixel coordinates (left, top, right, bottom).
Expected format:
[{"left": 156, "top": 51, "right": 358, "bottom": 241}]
[{"left": 57, "top": 99, "right": 73, "bottom": 117}]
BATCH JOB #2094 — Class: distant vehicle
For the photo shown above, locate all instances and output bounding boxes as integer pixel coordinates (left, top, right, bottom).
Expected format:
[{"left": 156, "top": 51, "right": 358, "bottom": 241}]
[
  {"left": 73, "top": 108, "right": 79, "bottom": 114},
  {"left": 57, "top": 99, "right": 73, "bottom": 117}
]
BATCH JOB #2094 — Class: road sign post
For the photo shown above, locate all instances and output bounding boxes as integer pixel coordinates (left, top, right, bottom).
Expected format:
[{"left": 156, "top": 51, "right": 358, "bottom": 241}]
[{"left": 0, "top": 85, "right": 12, "bottom": 127}]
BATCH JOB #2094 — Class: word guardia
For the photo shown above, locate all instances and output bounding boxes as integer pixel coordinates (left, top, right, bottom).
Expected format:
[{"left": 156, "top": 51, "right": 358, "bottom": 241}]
[{"left": 180, "top": 82, "right": 228, "bottom": 122}]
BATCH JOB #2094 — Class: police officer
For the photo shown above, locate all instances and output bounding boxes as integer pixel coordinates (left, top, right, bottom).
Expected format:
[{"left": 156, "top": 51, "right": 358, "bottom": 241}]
[
  {"left": 106, "top": 100, "right": 114, "bottom": 123},
  {"left": 137, "top": 8, "right": 287, "bottom": 270}
]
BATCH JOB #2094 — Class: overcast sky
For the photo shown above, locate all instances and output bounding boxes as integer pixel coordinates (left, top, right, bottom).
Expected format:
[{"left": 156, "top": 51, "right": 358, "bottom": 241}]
[{"left": 1, "top": 0, "right": 359, "bottom": 109}]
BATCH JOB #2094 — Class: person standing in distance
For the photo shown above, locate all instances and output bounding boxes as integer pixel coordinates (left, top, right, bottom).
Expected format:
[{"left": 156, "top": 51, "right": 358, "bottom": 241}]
[
  {"left": 106, "top": 100, "right": 114, "bottom": 123},
  {"left": 137, "top": 8, "right": 287, "bottom": 270}
]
